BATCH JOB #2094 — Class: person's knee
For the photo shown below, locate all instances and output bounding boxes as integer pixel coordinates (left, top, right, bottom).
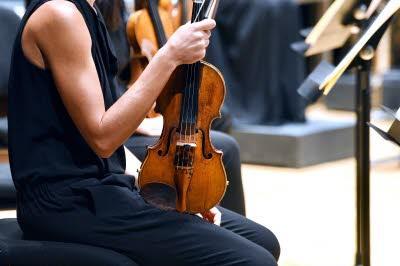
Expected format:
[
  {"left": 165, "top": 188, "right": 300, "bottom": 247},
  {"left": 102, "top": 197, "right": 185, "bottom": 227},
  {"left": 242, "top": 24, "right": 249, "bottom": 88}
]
[
  {"left": 269, "top": 232, "right": 281, "bottom": 261},
  {"left": 220, "top": 133, "right": 240, "bottom": 155},
  {"left": 246, "top": 250, "right": 278, "bottom": 266},
  {"left": 257, "top": 227, "right": 281, "bottom": 261},
  {"left": 212, "top": 132, "right": 241, "bottom": 162}
]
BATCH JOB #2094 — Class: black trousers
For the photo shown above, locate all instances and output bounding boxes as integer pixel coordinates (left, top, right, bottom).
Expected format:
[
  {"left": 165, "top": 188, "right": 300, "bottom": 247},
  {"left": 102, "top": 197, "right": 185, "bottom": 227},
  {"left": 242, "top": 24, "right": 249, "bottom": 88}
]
[
  {"left": 19, "top": 176, "right": 280, "bottom": 266},
  {"left": 125, "top": 130, "right": 247, "bottom": 216}
]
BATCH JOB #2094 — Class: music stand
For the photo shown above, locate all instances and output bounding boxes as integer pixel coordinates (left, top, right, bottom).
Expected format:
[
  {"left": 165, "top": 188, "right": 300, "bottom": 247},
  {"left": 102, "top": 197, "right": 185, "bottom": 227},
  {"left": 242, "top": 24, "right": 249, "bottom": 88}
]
[
  {"left": 292, "top": 0, "right": 384, "bottom": 56},
  {"left": 369, "top": 106, "right": 400, "bottom": 146},
  {"left": 296, "top": 1, "right": 400, "bottom": 266},
  {"left": 292, "top": 0, "right": 356, "bottom": 56}
]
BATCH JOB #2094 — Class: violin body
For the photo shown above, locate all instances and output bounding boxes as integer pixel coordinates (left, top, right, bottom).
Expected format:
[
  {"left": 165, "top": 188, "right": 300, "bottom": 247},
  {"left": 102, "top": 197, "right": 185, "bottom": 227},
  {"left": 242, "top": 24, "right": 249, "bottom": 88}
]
[{"left": 139, "top": 61, "right": 227, "bottom": 214}]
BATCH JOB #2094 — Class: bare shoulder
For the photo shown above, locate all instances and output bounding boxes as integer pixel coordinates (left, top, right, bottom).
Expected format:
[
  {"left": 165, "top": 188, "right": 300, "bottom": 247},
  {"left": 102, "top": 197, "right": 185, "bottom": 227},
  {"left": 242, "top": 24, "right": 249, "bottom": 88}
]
[
  {"left": 22, "top": 0, "right": 92, "bottom": 68},
  {"left": 26, "top": 0, "right": 91, "bottom": 48},
  {"left": 28, "top": 0, "right": 84, "bottom": 31}
]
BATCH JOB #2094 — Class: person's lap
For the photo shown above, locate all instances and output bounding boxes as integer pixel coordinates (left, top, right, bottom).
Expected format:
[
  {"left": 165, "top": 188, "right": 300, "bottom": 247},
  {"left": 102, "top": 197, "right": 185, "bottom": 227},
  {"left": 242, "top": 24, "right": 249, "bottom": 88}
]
[{"left": 19, "top": 180, "right": 279, "bottom": 266}]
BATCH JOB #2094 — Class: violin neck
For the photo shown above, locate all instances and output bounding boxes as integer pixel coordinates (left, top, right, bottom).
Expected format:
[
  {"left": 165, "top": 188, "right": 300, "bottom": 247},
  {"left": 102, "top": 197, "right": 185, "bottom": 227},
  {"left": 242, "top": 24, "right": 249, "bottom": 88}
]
[
  {"left": 178, "top": 0, "right": 210, "bottom": 131},
  {"left": 147, "top": 0, "right": 168, "bottom": 48},
  {"left": 190, "top": 0, "right": 209, "bottom": 23}
]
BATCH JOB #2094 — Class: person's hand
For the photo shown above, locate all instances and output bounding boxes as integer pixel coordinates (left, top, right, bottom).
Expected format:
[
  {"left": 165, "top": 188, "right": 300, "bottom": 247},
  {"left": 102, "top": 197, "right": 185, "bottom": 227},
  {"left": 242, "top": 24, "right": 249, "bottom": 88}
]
[
  {"left": 197, "top": 207, "right": 222, "bottom": 226},
  {"left": 163, "top": 19, "right": 216, "bottom": 66},
  {"left": 136, "top": 116, "right": 164, "bottom": 136}
]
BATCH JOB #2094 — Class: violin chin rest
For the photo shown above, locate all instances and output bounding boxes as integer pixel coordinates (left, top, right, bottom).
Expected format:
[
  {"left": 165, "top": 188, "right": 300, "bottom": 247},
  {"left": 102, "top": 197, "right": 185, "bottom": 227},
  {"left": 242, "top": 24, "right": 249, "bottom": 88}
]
[{"left": 140, "top": 183, "right": 177, "bottom": 211}]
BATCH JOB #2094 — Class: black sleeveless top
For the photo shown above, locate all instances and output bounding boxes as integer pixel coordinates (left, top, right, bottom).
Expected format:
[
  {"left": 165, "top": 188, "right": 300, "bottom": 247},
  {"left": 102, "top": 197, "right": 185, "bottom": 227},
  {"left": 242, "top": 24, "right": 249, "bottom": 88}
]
[{"left": 8, "top": 0, "right": 127, "bottom": 193}]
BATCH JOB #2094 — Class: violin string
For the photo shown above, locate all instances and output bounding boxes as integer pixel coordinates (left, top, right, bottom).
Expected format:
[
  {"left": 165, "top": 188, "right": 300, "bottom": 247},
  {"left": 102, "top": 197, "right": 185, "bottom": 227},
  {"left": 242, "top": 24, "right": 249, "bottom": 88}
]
[
  {"left": 191, "top": 1, "right": 203, "bottom": 147},
  {"left": 188, "top": 1, "right": 204, "bottom": 166},
  {"left": 183, "top": 0, "right": 202, "bottom": 168},
  {"left": 179, "top": 63, "right": 192, "bottom": 168},
  {"left": 178, "top": 1, "right": 206, "bottom": 168},
  {"left": 183, "top": 1, "right": 198, "bottom": 168},
  {"left": 179, "top": 1, "right": 196, "bottom": 168},
  {"left": 193, "top": 0, "right": 207, "bottom": 23},
  {"left": 188, "top": 2, "right": 198, "bottom": 145}
]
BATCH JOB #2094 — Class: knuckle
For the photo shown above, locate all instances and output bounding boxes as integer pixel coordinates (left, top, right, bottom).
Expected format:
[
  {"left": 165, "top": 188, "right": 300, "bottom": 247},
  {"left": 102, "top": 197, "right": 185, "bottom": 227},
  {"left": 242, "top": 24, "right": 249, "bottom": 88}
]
[{"left": 194, "top": 32, "right": 203, "bottom": 39}]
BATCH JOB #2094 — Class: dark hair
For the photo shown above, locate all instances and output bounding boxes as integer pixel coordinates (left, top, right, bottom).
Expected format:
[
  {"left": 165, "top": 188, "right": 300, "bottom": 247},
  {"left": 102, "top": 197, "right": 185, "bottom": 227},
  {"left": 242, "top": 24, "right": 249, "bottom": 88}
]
[
  {"left": 135, "top": 0, "right": 146, "bottom": 10},
  {"left": 96, "top": 0, "right": 126, "bottom": 31},
  {"left": 25, "top": 0, "right": 32, "bottom": 7}
]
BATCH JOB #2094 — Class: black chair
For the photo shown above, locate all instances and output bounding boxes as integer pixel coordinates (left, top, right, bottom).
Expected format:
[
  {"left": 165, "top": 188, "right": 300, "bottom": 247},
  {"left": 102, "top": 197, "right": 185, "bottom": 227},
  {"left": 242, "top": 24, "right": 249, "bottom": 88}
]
[
  {"left": 0, "top": 7, "right": 20, "bottom": 116},
  {"left": 0, "top": 118, "right": 7, "bottom": 147},
  {"left": 0, "top": 171, "right": 140, "bottom": 265},
  {"left": 0, "top": 163, "right": 15, "bottom": 209},
  {"left": 0, "top": 218, "right": 139, "bottom": 266}
]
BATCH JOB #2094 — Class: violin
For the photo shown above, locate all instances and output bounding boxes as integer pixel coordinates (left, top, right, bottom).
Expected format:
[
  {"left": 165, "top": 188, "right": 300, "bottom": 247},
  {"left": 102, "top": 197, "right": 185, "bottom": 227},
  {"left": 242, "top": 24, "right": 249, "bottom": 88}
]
[
  {"left": 138, "top": 0, "right": 227, "bottom": 214},
  {"left": 127, "top": 0, "right": 174, "bottom": 60}
]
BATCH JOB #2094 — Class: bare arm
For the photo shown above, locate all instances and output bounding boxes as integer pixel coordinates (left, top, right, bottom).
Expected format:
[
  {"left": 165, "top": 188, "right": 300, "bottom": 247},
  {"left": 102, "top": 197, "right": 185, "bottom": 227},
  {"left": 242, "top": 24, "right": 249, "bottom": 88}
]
[{"left": 24, "top": 1, "right": 215, "bottom": 158}]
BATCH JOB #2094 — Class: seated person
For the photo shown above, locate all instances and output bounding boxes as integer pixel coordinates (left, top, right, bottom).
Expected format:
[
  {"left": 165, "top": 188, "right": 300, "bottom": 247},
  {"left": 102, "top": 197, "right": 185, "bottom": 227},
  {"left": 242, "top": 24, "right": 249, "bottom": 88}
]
[
  {"left": 8, "top": 0, "right": 280, "bottom": 265},
  {"left": 96, "top": 0, "right": 245, "bottom": 215}
]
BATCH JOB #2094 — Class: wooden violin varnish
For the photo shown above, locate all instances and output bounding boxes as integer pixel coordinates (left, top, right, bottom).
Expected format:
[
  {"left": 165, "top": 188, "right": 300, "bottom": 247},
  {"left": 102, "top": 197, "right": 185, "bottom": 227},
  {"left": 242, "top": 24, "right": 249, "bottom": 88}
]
[{"left": 138, "top": 0, "right": 228, "bottom": 214}]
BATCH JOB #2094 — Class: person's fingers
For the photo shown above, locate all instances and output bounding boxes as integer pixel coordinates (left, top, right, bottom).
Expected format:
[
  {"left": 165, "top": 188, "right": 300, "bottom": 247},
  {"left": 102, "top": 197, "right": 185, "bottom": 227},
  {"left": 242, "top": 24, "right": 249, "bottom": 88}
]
[
  {"left": 193, "top": 31, "right": 210, "bottom": 41},
  {"left": 192, "top": 19, "right": 216, "bottom": 31},
  {"left": 204, "top": 30, "right": 211, "bottom": 38},
  {"left": 192, "top": 31, "right": 202, "bottom": 40}
]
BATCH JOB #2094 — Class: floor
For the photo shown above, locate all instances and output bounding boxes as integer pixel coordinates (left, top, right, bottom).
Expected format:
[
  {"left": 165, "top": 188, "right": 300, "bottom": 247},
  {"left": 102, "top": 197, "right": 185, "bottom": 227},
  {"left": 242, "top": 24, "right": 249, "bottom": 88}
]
[
  {"left": 242, "top": 107, "right": 400, "bottom": 266},
  {"left": 1, "top": 107, "right": 399, "bottom": 266}
]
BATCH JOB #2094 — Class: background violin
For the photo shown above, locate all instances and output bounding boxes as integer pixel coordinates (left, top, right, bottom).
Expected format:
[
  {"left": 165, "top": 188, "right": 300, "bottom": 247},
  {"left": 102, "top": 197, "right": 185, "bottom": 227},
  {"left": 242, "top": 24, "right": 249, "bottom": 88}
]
[
  {"left": 127, "top": 0, "right": 176, "bottom": 117},
  {"left": 127, "top": 0, "right": 175, "bottom": 61},
  {"left": 170, "top": 0, "right": 191, "bottom": 29},
  {"left": 138, "top": 0, "right": 227, "bottom": 214}
]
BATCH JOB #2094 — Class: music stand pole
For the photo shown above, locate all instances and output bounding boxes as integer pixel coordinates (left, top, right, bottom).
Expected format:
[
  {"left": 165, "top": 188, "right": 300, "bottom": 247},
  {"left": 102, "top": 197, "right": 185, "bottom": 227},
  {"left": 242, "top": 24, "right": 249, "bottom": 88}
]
[
  {"left": 295, "top": 1, "right": 397, "bottom": 264},
  {"left": 355, "top": 50, "right": 373, "bottom": 266},
  {"left": 355, "top": 2, "right": 372, "bottom": 264}
]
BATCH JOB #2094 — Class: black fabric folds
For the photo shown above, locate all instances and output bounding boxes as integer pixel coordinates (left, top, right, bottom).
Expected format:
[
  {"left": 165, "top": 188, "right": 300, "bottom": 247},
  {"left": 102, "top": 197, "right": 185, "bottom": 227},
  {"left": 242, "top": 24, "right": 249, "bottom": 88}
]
[{"left": 206, "top": 0, "right": 307, "bottom": 125}]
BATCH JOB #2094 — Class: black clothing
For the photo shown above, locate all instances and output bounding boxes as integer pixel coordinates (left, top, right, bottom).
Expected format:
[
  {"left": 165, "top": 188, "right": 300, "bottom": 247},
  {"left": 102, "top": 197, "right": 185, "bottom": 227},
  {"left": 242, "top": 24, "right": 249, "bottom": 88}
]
[
  {"left": 8, "top": 0, "right": 126, "bottom": 192},
  {"left": 125, "top": 131, "right": 246, "bottom": 216},
  {"left": 22, "top": 185, "right": 279, "bottom": 266},
  {"left": 0, "top": 218, "right": 138, "bottom": 266},
  {"left": 206, "top": 0, "right": 306, "bottom": 125},
  {"left": 7, "top": 0, "right": 279, "bottom": 265},
  {"left": 103, "top": 2, "right": 131, "bottom": 98}
]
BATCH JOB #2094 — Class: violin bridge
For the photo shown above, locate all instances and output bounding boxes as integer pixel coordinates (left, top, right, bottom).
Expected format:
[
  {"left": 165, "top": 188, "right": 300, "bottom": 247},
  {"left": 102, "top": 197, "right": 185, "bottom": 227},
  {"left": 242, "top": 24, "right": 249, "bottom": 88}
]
[{"left": 174, "top": 142, "right": 197, "bottom": 169}]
